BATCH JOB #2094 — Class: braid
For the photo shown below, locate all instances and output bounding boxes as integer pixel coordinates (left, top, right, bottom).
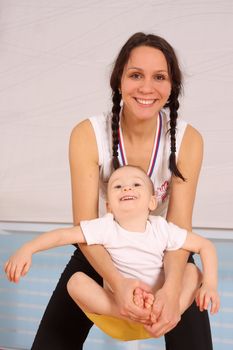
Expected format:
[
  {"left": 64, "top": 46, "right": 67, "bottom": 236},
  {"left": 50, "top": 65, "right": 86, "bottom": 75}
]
[
  {"left": 109, "top": 32, "right": 185, "bottom": 178},
  {"left": 111, "top": 90, "right": 121, "bottom": 170},
  {"left": 168, "top": 93, "right": 186, "bottom": 181}
]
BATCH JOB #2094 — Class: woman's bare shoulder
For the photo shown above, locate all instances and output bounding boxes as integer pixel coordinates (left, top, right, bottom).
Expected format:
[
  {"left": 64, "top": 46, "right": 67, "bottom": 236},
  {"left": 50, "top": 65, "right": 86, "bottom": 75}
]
[
  {"left": 178, "top": 124, "right": 204, "bottom": 164},
  {"left": 177, "top": 123, "right": 204, "bottom": 181},
  {"left": 69, "top": 118, "right": 98, "bottom": 165},
  {"left": 183, "top": 124, "right": 203, "bottom": 148},
  {"left": 70, "top": 118, "right": 94, "bottom": 139}
]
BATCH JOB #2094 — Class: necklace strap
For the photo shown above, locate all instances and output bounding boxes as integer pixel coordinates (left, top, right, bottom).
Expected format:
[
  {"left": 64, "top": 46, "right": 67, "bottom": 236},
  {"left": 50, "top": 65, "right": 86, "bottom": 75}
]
[{"left": 118, "top": 112, "right": 162, "bottom": 176}]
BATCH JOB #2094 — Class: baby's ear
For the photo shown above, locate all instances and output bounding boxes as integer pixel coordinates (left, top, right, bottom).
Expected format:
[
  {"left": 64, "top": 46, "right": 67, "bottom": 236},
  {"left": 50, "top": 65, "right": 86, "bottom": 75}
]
[
  {"left": 106, "top": 201, "right": 112, "bottom": 213},
  {"left": 149, "top": 195, "right": 157, "bottom": 211}
]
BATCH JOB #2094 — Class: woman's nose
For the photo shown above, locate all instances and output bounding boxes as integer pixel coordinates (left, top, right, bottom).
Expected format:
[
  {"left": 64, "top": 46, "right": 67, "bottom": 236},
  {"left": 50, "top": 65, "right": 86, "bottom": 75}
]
[{"left": 138, "top": 78, "right": 154, "bottom": 93}]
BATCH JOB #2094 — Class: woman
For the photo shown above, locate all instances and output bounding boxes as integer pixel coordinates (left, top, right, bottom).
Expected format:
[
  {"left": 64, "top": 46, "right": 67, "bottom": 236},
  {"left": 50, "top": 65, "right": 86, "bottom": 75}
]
[{"left": 31, "top": 32, "right": 213, "bottom": 350}]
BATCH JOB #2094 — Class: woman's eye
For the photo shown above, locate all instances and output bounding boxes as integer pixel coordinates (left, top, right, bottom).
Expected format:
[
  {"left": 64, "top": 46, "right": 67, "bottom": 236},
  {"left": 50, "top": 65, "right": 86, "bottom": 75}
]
[
  {"left": 130, "top": 73, "right": 142, "bottom": 80},
  {"left": 154, "top": 74, "right": 165, "bottom": 81},
  {"left": 155, "top": 74, "right": 165, "bottom": 80}
]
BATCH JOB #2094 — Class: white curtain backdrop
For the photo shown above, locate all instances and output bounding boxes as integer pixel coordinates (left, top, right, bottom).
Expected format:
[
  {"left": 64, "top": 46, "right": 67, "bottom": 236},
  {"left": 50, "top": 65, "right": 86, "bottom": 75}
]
[{"left": 0, "top": 0, "right": 232, "bottom": 228}]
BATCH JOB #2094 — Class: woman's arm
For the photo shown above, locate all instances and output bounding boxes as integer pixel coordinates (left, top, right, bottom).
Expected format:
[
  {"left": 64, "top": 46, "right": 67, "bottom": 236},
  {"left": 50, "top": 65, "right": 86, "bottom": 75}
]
[
  {"left": 69, "top": 120, "right": 124, "bottom": 281},
  {"left": 69, "top": 120, "right": 151, "bottom": 320},
  {"left": 166, "top": 125, "right": 204, "bottom": 227},
  {"left": 145, "top": 125, "right": 204, "bottom": 336}
]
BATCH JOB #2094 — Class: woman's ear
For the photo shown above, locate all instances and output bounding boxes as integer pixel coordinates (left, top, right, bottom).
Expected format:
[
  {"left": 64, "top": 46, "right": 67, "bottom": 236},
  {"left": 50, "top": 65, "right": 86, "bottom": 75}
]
[{"left": 149, "top": 195, "right": 157, "bottom": 211}]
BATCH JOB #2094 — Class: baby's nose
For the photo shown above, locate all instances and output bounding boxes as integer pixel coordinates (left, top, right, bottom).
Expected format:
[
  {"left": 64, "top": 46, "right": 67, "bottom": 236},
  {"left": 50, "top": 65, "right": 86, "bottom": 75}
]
[{"left": 123, "top": 185, "right": 132, "bottom": 191}]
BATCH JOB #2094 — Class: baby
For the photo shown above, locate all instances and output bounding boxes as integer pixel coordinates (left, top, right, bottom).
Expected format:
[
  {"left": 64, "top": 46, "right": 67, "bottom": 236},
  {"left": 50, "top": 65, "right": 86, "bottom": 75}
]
[{"left": 4, "top": 165, "right": 220, "bottom": 340}]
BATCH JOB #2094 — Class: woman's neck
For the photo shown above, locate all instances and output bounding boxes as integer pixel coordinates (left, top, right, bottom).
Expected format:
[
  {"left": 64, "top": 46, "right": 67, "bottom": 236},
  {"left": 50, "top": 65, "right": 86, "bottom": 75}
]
[{"left": 121, "top": 110, "right": 158, "bottom": 143}]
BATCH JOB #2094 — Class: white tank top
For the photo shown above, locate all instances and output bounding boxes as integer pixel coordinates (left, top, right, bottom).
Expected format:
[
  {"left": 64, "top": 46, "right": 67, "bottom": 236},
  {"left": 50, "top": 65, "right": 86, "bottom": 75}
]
[{"left": 89, "top": 110, "right": 187, "bottom": 218}]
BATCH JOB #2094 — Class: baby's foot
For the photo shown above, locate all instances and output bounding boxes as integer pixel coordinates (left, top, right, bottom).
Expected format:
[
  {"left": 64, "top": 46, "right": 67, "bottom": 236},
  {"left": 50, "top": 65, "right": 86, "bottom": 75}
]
[
  {"left": 133, "top": 287, "right": 144, "bottom": 308},
  {"left": 143, "top": 291, "right": 154, "bottom": 309},
  {"left": 133, "top": 288, "right": 154, "bottom": 310}
]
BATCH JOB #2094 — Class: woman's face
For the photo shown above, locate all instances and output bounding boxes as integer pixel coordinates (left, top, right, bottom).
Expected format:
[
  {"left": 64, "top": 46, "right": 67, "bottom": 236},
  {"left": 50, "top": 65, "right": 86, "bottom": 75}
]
[{"left": 120, "top": 46, "right": 172, "bottom": 121}]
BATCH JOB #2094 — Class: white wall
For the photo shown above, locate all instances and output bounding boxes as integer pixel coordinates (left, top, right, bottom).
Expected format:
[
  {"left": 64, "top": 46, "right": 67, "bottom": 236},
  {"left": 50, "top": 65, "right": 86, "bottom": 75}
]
[{"left": 0, "top": 0, "right": 232, "bottom": 228}]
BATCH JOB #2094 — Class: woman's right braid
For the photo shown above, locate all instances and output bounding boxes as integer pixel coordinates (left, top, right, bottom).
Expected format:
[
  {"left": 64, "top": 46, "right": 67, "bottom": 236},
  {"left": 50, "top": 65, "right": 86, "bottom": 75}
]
[
  {"left": 111, "top": 90, "right": 121, "bottom": 170},
  {"left": 168, "top": 94, "right": 185, "bottom": 181}
]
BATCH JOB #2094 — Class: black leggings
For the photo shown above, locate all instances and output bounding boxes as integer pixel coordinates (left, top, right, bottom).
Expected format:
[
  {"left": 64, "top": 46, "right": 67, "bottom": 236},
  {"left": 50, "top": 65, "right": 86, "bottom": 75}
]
[{"left": 31, "top": 248, "right": 213, "bottom": 350}]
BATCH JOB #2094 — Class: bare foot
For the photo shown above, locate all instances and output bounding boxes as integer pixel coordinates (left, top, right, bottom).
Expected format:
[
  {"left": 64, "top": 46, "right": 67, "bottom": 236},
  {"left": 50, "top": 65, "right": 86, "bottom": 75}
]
[
  {"left": 143, "top": 290, "right": 154, "bottom": 309},
  {"left": 133, "top": 287, "right": 144, "bottom": 308},
  {"left": 133, "top": 288, "right": 154, "bottom": 310}
]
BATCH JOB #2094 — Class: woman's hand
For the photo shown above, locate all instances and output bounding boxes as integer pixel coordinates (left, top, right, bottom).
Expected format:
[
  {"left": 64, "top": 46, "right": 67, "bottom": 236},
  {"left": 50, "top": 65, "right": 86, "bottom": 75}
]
[
  {"left": 4, "top": 245, "right": 32, "bottom": 283},
  {"left": 114, "top": 278, "right": 153, "bottom": 323},
  {"left": 144, "top": 286, "right": 181, "bottom": 337}
]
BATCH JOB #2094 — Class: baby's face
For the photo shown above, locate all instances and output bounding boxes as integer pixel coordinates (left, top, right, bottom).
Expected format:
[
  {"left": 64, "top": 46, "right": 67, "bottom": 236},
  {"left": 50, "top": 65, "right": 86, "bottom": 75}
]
[{"left": 107, "top": 166, "right": 156, "bottom": 217}]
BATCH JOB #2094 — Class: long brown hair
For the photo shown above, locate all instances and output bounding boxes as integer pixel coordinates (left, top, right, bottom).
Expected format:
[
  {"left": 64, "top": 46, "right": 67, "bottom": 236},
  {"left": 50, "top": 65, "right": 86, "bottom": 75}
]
[{"left": 110, "top": 32, "right": 185, "bottom": 181}]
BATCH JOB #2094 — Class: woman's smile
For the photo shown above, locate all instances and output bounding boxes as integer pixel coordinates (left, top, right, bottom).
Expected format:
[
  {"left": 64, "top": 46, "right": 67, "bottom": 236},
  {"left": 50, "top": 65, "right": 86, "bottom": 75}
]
[
  {"left": 135, "top": 98, "right": 157, "bottom": 106},
  {"left": 120, "top": 46, "right": 171, "bottom": 121}
]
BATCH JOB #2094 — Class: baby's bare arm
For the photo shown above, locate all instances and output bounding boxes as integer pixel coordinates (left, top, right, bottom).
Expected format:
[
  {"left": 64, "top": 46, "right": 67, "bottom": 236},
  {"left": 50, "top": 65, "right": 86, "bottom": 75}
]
[{"left": 4, "top": 226, "right": 86, "bottom": 283}]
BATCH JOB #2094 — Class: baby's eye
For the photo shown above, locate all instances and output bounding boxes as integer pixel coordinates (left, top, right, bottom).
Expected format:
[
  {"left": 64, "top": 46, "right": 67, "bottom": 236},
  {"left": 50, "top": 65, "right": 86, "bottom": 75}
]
[
  {"left": 134, "top": 183, "right": 141, "bottom": 187},
  {"left": 114, "top": 185, "right": 122, "bottom": 189}
]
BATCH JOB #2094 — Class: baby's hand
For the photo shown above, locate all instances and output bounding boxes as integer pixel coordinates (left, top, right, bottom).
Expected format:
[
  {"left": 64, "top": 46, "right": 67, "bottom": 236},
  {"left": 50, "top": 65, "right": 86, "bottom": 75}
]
[
  {"left": 195, "top": 284, "right": 220, "bottom": 314},
  {"left": 4, "top": 246, "right": 32, "bottom": 283}
]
